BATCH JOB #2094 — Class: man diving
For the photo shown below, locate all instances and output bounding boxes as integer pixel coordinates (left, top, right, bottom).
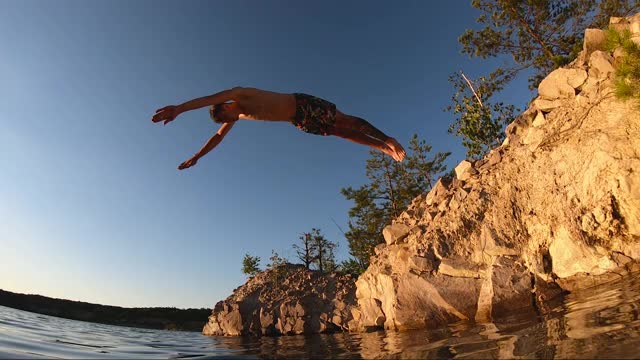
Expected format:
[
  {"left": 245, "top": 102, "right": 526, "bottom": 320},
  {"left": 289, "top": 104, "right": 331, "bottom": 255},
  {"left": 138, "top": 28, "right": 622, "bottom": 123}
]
[{"left": 152, "top": 87, "right": 406, "bottom": 170}]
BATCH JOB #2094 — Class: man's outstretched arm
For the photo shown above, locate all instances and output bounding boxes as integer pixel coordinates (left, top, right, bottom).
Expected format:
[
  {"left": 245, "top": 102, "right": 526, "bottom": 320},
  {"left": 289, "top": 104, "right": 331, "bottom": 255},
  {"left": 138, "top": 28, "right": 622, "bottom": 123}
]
[
  {"left": 152, "top": 87, "right": 242, "bottom": 125},
  {"left": 178, "top": 122, "right": 236, "bottom": 170}
]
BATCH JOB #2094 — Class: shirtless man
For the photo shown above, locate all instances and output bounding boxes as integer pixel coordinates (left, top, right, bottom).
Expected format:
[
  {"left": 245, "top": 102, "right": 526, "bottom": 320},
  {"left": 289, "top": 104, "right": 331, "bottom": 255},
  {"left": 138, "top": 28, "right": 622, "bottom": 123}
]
[{"left": 151, "top": 87, "right": 406, "bottom": 170}]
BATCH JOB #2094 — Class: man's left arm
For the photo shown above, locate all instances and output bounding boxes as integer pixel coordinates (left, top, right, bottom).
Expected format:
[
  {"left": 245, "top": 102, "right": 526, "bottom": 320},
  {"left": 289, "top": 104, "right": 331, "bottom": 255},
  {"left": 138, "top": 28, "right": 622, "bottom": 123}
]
[{"left": 178, "top": 122, "right": 236, "bottom": 170}]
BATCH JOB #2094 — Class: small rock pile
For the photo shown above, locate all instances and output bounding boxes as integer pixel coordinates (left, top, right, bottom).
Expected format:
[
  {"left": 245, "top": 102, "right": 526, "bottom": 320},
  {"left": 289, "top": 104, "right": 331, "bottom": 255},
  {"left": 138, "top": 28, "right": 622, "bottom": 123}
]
[{"left": 202, "top": 264, "right": 357, "bottom": 336}]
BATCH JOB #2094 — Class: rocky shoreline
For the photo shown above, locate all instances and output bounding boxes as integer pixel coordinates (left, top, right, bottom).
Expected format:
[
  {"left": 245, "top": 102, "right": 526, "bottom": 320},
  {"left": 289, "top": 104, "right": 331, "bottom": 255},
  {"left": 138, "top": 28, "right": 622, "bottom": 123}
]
[{"left": 203, "top": 13, "right": 640, "bottom": 337}]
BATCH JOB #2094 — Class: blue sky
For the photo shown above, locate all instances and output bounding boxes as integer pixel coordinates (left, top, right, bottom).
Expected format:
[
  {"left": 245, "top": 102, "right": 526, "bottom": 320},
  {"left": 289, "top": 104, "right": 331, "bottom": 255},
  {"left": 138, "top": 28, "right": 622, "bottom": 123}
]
[{"left": 0, "top": 1, "right": 533, "bottom": 308}]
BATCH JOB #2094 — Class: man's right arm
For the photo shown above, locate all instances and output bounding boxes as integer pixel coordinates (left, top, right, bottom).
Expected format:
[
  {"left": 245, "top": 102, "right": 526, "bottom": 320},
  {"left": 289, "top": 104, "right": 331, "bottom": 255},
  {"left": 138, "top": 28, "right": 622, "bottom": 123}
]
[
  {"left": 152, "top": 87, "right": 243, "bottom": 125},
  {"left": 177, "top": 87, "right": 243, "bottom": 114}
]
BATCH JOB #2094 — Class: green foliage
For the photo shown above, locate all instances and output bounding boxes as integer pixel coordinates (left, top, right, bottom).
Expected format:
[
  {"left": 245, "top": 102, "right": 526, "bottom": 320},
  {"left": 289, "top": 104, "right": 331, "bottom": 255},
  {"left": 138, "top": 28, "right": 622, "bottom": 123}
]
[
  {"left": 267, "top": 250, "right": 288, "bottom": 270},
  {"left": 241, "top": 253, "right": 261, "bottom": 277},
  {"left": 605, "top": 28, "right": 640, "bottom": 102},
  {"left": 267, "top": 250, "right": 289, "bottom": 287},
  {"left": 341, "top": 134, "right": 450, "bottom": 271},
  {"left": 338, "top": 258, "right": 365, "bottom": 276},
  {"left": 460, "top": 0, "right": 639, "bottom": 88},
  {"left": 310, "top": 228, "right": 337, "bottom": 273},
  {"left": 323, "top": 245, "right": 338, "bottom": 273},
  {"left": 447, "top": 0, "right": 639, "bottom": 158},
  {"left": 445, "top": 72, "right": 519, "bottom": 159}
]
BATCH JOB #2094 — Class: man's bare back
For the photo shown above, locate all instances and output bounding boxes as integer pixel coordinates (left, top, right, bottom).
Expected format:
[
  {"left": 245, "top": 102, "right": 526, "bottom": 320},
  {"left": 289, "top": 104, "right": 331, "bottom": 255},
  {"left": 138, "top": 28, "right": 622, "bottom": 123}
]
[{"left": 152, "top": 87, "right": 405, "bottom": 170}]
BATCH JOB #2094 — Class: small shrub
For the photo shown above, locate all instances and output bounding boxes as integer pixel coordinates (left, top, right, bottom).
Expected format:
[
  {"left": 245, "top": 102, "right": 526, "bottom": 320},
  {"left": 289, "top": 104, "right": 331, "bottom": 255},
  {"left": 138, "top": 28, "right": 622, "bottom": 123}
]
[{"left": 605, "top": 28, "right": 640, "bottom": 103}]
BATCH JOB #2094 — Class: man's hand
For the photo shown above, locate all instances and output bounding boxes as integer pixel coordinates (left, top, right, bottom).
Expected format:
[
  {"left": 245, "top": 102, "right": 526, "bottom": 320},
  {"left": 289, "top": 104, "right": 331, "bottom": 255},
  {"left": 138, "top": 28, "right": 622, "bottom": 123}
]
[
  {"left": 178, "top": 156, "right": 199, "bottom": 170},
  {"left": 152, "top": 105, "right": 181, "bottom": 125}
]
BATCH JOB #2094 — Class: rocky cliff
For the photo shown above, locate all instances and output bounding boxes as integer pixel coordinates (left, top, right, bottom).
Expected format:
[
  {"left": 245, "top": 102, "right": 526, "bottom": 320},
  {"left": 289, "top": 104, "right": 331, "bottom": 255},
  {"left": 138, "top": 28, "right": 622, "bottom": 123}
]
[
  {"left": 353, "top": 13, "right": 640, "bottom": 332},
  {"left": 204, "top": 14, "right": 640, "bottom": 337}
]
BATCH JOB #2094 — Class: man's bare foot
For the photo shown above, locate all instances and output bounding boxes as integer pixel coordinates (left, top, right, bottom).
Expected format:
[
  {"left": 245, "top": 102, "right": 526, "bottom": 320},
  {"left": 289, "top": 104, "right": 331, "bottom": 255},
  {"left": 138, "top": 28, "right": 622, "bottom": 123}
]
[
  {"left": 379, "top": 145, "right": 401, "bottom": 161},
  {"left": 385, "top": 138, "right": 406, "bottom": 162}
]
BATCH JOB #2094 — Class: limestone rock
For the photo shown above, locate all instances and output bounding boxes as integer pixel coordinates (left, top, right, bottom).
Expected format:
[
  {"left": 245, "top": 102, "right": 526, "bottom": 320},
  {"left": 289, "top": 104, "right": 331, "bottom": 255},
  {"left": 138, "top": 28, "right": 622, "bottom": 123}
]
[
  {"left": 505, "top": 108, "right": 536, "bottom": 144},
  {"left": 538, "top": 68, "right": 587, "bottom": 100},
  {"left": 533, "top": 98, "right": 564, "bottom": 112},
  {"left": 588, "top": 51, "right": 614, "bottom": 80},
  {"left": 454, "top": 160, "right": 476, "bottom": 181},
  {"left": 425, "top": 178, "right": 449, "bottom": 206},
  {"left": 383, "top": 223, "right": 411, "bottom": 245},
  {"left": 522, "top": 127, "right": 544, "bottom": 147},
  {"left": 583, "top": 28, "right": 607, "bottom": 59},
  {"left": 532, "top": 111, "right": 546, "bottom": 128},
  {"left": 548, "top": 226, "right": 616, "bottom": 278},
  {"left": 488, "top": 150, "right": 502, "bottom": 166},
  {"left": 438, "top": 257, "right": 485, "bottom": 278}
]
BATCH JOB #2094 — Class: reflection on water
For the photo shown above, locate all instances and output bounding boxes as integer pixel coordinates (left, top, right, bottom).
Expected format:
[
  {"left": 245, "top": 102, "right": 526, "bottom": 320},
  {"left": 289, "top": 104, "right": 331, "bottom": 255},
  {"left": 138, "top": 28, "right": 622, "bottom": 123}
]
[{"left": 1, "top": 273, "right": 640, "bottom": 359}]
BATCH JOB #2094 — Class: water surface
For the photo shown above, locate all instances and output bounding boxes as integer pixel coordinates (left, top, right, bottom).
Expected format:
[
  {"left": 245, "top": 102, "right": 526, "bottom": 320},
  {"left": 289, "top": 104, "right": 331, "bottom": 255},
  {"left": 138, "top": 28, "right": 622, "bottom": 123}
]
[{"left": 1, "top": 273, "right": 639, "bottom": 359}]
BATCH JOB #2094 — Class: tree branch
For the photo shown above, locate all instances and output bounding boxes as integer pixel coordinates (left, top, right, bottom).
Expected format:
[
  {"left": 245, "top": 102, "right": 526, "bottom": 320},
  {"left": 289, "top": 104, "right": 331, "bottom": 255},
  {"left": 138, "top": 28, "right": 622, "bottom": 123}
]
[{"left": 460, "top": 70, "right": 484, "bottom": 108}]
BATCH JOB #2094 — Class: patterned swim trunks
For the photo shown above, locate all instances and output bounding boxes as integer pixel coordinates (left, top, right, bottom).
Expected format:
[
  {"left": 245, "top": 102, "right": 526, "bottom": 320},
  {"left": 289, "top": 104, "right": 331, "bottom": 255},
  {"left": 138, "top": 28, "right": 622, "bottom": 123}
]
[{"left": 292, "top": 93, "right": 337, "bottom": 136}]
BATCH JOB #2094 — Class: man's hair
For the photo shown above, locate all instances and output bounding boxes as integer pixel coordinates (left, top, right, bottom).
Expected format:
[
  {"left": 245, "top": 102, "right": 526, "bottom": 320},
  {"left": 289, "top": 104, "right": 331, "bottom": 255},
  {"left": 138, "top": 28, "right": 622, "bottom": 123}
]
[{"left": 209, "top": 103, "right": 227, "bottom": 123}]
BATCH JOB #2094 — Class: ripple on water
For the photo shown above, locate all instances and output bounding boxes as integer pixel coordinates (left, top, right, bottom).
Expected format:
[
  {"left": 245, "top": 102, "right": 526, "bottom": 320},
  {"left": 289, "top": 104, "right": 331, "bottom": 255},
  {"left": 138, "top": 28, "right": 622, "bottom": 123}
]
[{"left": 1, "top": 272, "right": 640, "bottom": 359}]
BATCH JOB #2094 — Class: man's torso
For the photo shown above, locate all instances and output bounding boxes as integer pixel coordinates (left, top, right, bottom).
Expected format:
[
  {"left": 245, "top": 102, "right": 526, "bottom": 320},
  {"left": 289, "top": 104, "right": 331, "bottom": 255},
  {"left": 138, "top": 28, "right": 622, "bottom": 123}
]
[{"left": 234, "top": 87, "right": 296, "bottom": 122}]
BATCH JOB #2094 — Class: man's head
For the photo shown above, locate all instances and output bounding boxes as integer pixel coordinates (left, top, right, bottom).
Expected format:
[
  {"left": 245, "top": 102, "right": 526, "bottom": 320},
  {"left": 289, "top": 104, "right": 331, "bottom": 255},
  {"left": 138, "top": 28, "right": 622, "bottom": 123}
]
[{"left": 210, "top": 102, "right": 240, "bottom": 124}]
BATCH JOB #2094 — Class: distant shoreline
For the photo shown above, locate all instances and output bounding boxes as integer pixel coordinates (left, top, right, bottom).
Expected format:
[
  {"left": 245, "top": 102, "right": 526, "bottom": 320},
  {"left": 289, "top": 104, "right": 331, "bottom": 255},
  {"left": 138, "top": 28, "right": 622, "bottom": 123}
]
[{"left": 0, "top": 289, "right": 210, "bottom": 332}]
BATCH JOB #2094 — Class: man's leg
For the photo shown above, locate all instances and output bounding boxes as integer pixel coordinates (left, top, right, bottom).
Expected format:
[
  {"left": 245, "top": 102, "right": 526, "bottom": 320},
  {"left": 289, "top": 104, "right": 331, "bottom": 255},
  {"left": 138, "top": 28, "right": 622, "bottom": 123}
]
[
  {"left": 336, "top": 114, "right": 390, "bottom": 141},
  {"left": 333, "top": 126, "right": 402, "bottom": 161},
  {"left": 334, "top": 113, "right": 406, "bottom": 161}
]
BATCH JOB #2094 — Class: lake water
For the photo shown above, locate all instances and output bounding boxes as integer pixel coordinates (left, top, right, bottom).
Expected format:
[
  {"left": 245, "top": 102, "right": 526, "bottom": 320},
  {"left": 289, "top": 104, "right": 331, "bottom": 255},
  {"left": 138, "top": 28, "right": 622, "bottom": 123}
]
[{"left": 2, "top": 273, "right": 640, "bottom": 359}]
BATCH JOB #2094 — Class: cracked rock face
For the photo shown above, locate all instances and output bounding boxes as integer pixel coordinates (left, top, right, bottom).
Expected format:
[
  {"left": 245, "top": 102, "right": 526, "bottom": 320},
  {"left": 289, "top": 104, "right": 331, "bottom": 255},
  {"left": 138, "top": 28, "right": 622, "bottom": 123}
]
[
  {"left": 202, "top": 265, "right": 357, "bottom": 336},
  {"left": 351, "top": 13, "right": 640, "bottom": 332}
]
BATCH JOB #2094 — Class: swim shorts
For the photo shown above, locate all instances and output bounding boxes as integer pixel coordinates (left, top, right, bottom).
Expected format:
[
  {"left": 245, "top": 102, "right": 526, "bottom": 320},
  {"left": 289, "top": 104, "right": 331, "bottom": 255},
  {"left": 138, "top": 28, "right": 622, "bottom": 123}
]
[{"left": 292, "top": 93, "right": 337, "bottom": 136}]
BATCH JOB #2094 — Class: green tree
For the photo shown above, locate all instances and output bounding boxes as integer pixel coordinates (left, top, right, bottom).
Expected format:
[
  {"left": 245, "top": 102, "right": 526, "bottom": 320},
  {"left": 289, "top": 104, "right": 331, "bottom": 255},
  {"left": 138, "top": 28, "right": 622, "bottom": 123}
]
[
  {"left": 446, "top": 72, "right": 520, "bottom": 159},
  {"left": 341, "top": 134, "right": 450, "bottom": 271},
  {"left": 293, "top": 232, "right": 315, "bottom": 269},
  {"left": 307, "top": 228, "right": 337, "bottom": 273},
  {"left": 338, "top": 258, "right": 363, "bottom": 276},
  {"left": 447, "top": 0, "right": 639, "bottom": 158},
  {"left": 241, "top": 253, "right": 261, "bottom": 276}
]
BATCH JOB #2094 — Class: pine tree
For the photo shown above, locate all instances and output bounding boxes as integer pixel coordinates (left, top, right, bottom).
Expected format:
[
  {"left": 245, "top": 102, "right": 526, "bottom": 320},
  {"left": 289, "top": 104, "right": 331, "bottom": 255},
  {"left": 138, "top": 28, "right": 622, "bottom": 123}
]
[
  {"left": 293, "top": 232, "right": 316, "bottom": 269},
  {"left": 605, "top": 28, "right": 640, "bottom": 103},
  {"left": 308, "top": 228, "right": 337, "bottom": 273},
  {"left": 341, "top": 134, "right": 450, "bottom": 272}
]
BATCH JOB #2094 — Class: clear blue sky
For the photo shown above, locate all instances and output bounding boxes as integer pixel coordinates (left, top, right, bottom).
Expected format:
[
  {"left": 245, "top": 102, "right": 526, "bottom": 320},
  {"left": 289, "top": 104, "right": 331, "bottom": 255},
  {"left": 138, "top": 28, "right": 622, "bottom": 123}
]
[{"left": 0, "top": 1, "right": 532, "bottom": 308}]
